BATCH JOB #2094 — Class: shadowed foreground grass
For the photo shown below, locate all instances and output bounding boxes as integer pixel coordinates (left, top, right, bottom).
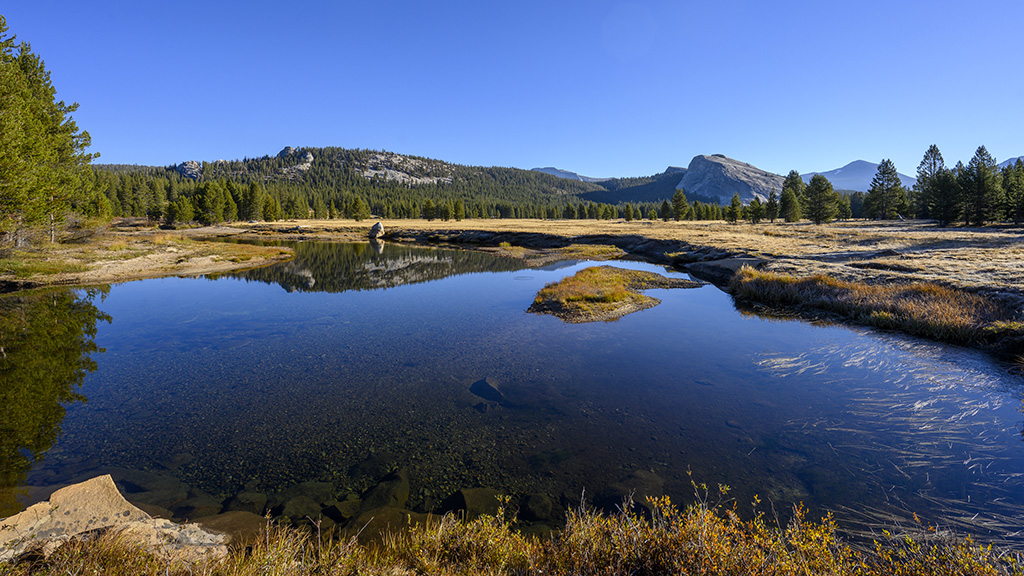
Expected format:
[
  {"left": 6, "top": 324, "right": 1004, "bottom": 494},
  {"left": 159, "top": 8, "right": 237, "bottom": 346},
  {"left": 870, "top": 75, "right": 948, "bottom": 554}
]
[
  {"left": 730, "top": 267, "right": 1024, "bottom": 362},
  {"left": 4, "top": 496, "right": 1021, "bottom": 576}
]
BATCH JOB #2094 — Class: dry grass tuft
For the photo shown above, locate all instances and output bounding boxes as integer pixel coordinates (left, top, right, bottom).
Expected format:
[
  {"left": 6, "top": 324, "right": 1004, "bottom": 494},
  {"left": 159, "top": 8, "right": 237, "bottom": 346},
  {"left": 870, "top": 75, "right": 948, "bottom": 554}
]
[
  {"left": 730, "top": 267, "right": 1024, "bottom": 360},
  {"left": 529, "top": 266, "right": 701, "bottom": 323}
]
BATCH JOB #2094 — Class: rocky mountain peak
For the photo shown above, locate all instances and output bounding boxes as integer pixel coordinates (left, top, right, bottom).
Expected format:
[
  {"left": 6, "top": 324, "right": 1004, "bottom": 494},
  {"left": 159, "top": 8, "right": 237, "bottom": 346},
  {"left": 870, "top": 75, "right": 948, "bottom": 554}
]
[{"left": 675, "top": 155, "right": 784, "bottom": 204}]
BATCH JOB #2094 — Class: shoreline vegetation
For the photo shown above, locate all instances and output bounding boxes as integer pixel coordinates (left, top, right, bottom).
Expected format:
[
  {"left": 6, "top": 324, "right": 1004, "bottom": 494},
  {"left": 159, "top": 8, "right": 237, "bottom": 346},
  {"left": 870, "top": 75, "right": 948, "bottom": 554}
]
[
  {"left": 528, "top": 265, "right": 703, "bottom": 323},
  {"left": 4, "top": 494, "right": 1021, "bottom": 575},
  {"left": 2, "top": 218, "right": 1022, "bottom": 360},
  {"left": 730, "top": 267, "right": 1024, "bottom": 363}
]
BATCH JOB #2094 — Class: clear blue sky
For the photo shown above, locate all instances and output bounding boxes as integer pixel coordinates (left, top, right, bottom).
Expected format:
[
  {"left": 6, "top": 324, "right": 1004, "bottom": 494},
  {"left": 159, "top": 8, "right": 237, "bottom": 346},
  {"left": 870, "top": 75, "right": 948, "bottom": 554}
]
[{"left": 5, "top": 1, "right": 1022, "bottom": 178}]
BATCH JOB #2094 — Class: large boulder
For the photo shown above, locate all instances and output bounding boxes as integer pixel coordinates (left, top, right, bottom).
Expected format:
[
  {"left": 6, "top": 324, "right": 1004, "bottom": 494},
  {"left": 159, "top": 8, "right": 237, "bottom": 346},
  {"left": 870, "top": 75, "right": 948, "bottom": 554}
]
[
  {"left": 0, "top": 474, "right": 226, "bottom": 562},
  {"left": 368, "top": 221, "right": 385, "bottom": 239}
]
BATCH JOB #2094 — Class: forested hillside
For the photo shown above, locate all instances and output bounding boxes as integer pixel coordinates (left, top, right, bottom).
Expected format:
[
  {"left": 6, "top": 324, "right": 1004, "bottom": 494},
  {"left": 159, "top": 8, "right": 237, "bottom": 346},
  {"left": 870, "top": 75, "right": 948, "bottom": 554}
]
[{"left": 85, "top": 146, "right": 722, "bottom": 225}]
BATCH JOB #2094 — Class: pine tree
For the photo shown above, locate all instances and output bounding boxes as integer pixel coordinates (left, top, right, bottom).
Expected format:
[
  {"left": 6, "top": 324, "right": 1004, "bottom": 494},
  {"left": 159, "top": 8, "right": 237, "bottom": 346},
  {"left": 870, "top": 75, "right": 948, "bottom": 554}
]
[
  {"left": 804, "top": 174, "right": 838, "bottom": 225},
  {"left": 1003, "top": 159, "right": 1024, "bottom": 224},
  {"left": 837, "top": 194, "right": 852, "bottom": 220},
  {"left": 913, "top": 145, "right": 945, "bottom": 219},
  {"left": 864, "top": 159, "right": 908, "bottom": 219},
  {"left": 0, "top": 16, "right": 97, "bottom": 245},
  {"left": 726, "top": 193, "right": 742, "bottom": 223},
  {"left": 747, "top": 197, "right": 763, "bottom": 224},
  {"left": 780, "top": 188, "right": 801, "bottom": 222},
  {"left": 765, "top": 190, "right": 779, "bottom": 222},
  {"left": 961, "top": 146, "right": 1001, "bottom": 226},
  {"left": 671, "top": 190, "right": 689, "bottom": 221},
  {"left": 782, "top": 170, "right": 806, "bottom": 206}
]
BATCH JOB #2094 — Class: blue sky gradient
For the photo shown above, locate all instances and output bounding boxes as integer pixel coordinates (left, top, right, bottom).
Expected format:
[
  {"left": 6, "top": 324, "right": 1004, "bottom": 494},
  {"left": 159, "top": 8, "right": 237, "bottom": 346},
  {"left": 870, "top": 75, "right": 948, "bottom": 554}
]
[{"left": 5, "top": 1, "right": 1022, "bottom": 177}]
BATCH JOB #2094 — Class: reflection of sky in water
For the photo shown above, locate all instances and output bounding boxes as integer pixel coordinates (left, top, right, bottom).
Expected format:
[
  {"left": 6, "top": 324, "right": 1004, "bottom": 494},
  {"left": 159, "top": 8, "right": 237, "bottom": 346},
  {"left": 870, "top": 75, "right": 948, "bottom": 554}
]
[{"left": 18, "top": 243, "right": 1024, "bottom": 544}]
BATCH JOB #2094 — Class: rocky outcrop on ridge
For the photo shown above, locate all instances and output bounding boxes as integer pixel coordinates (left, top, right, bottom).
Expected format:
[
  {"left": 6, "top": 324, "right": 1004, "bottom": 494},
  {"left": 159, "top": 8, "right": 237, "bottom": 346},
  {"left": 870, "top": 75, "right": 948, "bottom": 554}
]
[
  {"left": 175, "top": 160, "right": 202, "bottom": 180},
  {"left": 675, "top": 154, "right": 785, "bottom": 204}
]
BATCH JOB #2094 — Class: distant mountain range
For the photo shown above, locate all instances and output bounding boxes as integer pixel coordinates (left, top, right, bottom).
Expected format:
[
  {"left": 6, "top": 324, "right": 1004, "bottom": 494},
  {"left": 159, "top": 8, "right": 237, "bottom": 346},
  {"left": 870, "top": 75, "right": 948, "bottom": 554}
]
[
  {"left": 999, "top": 156, "right": 1024, "bottom": 169},
  {"left": 801, "top": 160, "right": 915, "bottom": 192},
  {"left": 531, "top": 167, "right": 611, "bottom": 183}
]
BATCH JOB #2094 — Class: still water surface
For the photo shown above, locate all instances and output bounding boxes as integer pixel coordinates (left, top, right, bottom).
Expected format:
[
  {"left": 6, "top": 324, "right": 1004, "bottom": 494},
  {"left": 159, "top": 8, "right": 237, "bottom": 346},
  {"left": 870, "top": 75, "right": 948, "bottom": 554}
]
[{"left": 3, "top": 241, "right": 1023, "bottom": 542}]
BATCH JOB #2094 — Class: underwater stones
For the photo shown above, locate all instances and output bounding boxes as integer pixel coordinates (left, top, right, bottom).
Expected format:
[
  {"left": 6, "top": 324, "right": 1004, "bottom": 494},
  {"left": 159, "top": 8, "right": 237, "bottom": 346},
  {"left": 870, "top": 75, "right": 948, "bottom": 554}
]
[
  {"left": 595, "top": 470, "right": 665, "bottom": 516},
  {"left": 344, "top": 507, "right": 431, "bottom": 544},
  {"left": 470, "top": 377, "right": 504, "bottom": 403},
  {"left": 369, "top": 221, "right": 385, "bottom": 239},
  {"left": 521, "top": 493, "right": 553, "bottom": 522},
  {"left": 278, "top": 496, "right": 321, "bottom": 521},
  {"left": 112, "top": 468, "right": 190, "bottom": 510},
  {"left": 195, "top": 511, "right": 269, "bottom": 547},
  {"left": 224, "top": 491, "right": 267, "bottom": 515},
  {"left": 323, "top": 499, "right": 361, "bottom": 522},
  {"left": 441, "top": 487, "right": 502, "bottom": 520},
  {"left": 267, "top": 481, "right": 334, "bottom": 513},
  {"left": 169, "top": 491, "right": 223, "bottom": 520},
  {"left": 361, "top": 469, "right": 410, "bottom": 510}
]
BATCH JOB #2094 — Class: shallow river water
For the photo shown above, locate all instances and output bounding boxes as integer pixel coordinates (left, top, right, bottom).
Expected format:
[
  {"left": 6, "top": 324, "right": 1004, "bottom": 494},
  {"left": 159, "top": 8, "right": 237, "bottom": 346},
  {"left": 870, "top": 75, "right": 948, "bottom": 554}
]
[{"left": 3, "top": 241, "right": 1023, "bottom": 543}]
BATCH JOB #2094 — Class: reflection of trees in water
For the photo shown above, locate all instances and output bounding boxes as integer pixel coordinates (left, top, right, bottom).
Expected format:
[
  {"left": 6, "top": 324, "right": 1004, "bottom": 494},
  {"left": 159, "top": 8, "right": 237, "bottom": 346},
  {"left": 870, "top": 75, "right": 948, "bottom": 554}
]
[
  {"left": 0, "top": 288, "right": 110, "bottom": 516},
  {"left": 226, "top": 241, "right": 529, "bottom": 293}
]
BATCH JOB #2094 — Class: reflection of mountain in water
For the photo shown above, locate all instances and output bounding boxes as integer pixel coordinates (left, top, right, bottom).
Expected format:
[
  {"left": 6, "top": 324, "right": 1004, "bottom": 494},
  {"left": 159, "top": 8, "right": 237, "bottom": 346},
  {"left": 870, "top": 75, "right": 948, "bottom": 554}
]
[
  {"left": 226, "top": 241, "right": 530, "bottom": 293},
  {"left": 0, "top": 288, "right": 109, "bottom": 516}
]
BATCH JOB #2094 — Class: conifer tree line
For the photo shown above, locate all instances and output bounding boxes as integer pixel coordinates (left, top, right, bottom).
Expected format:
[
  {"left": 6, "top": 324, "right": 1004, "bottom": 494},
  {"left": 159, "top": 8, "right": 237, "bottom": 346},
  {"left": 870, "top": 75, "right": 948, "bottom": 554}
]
[
  {"left": 73, "top": 145, "right": 1024, "bottom": 230},
  {"left": 4, "top": 16, "right": 1024, "bottom": 245}
]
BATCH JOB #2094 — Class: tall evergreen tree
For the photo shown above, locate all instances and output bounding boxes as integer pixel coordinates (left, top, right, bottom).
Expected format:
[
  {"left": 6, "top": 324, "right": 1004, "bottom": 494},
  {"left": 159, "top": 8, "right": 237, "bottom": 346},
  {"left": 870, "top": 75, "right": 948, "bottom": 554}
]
[
  {"left": 864, "top": 159, "right": 908, "bottom": 219},
  {"left": 913, "top": 145, "right": 945, "bottom": 219},
  {"left": 804, "top": 174, "right": 839, "bottom": 225},
  {"left": 671, "top": 189, "right": 689, "bottom": 221},
  {"left": 782, "top": 170, "right": 806, "bottom": 206},
  {"left": 765, "top": 190, "right": 779, "bottom": 223},
  {"left": 929, "top": 168, "right": 961, "bottom": 227},
  {"left": 747, "top": 197, "right": 764, "bottom": 224},
  {"left": 725, "top": 193, "right": 742, "bottom": 223},
  {"left": 1002, "top": 159, "right": 1024, "bottom": 224},
  {"left": 961, "top": 146, "right": 1001, "bottom": 226},
  {"left": 0, "top": 17, "right": 97, "bottom": 245},
  {"left": 780, "top": 188, "right": 801, "bottom": 222}
]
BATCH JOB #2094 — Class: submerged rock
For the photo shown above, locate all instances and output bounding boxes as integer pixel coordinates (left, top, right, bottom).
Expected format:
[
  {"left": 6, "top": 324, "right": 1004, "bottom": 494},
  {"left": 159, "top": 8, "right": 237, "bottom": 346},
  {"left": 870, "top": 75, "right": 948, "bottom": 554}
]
[
  {"left": 195, "top": 511, "right": 269, "bottom": 547},
  {"left": 440, "top": 487, "right": 502, "bottom": 520},
  {"left": 522, "top": 493, "right": 554, "bottom": 521},
  {"left": 361, "top": 469, "right": 410, "bottom": 510},
  {"left": 224, "top": 491, "right": 267, "bottom": 515},
  {"left": 344, "top": 506, "right": 432, "bottom": 544},
  {"left": 470, "top": 377, "right": 504, "bottom": 403}
]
